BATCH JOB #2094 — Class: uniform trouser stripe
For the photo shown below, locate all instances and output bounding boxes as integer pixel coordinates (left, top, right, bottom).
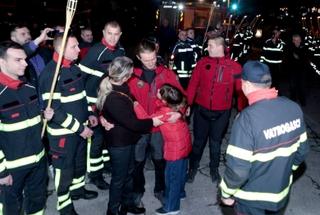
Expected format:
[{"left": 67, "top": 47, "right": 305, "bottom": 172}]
[
  {"left": 87, "top": 137, "right": 104, "bottom": 173},
  {"left": 55, "top": 169, "right": 72, "bottom": 211},
  {"left": 103, "top": 149, "right": 110, "bottom": 162},
  {"left": 87, "top": 127, "right": 107, "bottom": 173},
  {"left": 70, "top": 176, "right": 85, "bottom": 191}
]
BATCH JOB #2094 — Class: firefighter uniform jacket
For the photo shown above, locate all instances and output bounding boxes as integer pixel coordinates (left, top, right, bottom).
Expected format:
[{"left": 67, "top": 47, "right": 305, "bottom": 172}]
[
  {"left": 220, "top": 96, "right": 309, "bottom": 211},
  {"left": 171, "top": 40, "right": 196, "bottom": 78},
  {"left": 187, "top": 56, "right": 246, "bottom": 111},
  {"left": 231, "top": 32, "right": 244, "bottom": 62},
  {"left": 187, "top": 37, "right": 202, "bottom": 61},
  {"left": 260, "top": 38, "right": 285, "bottom": 64},
  {"left": 39, "top": 54, "right": 90, "bottom": 137},
  {"left": 0, "top": 73, "right": 44, "bottom": 178},
  {"left": 78, "top": 39, "right": 125, "bottom": 110}
]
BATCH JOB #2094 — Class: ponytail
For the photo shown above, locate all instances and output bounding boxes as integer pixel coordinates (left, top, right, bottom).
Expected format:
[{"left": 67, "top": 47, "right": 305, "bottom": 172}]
[
  {"left": 96, "top": 76, "right": 113, "bottom": 111},
  {"left": 96, "top": 56, "right": 134, "bottom": 111}
]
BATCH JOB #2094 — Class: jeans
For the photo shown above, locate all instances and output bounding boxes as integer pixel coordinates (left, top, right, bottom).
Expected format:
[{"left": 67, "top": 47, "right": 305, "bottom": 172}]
[
  {"left": 108, "top": 145, "right": 135, "bottom": 214},
  {"left": 163, "top": 158, "right": 188, "bottom": 212},
  {"left": 189, "top": 105, "right": 231, "bottom": 171}
]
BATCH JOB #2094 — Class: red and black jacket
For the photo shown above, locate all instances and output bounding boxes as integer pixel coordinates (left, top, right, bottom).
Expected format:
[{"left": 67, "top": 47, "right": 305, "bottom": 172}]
[
  {"left": 0, "top": 72, "right": 44, "bottom": 178},
  {"left": 39, "top": 55, "right": 90, "bottom": 137},
  {"left": 187, "top": 56, "right": 247, "bottom": 111}
]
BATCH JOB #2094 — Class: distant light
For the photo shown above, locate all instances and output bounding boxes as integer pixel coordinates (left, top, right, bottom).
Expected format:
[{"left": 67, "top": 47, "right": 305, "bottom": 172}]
[
  {"left": 222, "top": 0, "right": 227, "bottom": 2},
  {"left": 255, "top": 29, "right": 262, "bottom": 38},
  {"left": 231, "top": 3, "right": 238, "bottom": 11},
  {"left": 199, "top": 0, "right": 205, "bottom": 2},
  {"left": 178, "top": 4, "right": 184, "bottom": 10}
]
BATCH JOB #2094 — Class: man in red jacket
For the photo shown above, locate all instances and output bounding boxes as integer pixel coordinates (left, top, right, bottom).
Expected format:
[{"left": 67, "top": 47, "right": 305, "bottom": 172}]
[
  {"left": 128, "top": 39, "right": 185, "bottom": 206},
  {"left": 187, "top": 36, "right": 246, "bottom": 184}
]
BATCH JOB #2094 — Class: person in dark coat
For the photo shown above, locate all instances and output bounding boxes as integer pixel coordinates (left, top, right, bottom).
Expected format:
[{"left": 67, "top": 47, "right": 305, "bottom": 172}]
[{"left": 96, "top": 56, "right": 162, "bottom": 215}]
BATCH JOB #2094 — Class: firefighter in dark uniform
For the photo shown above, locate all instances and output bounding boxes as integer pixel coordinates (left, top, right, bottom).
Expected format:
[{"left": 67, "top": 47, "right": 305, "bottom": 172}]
[
  {"left": 171, "top": 29, "right": 197, "bottom": 89},
  {"left": 187, "top": 28, "right": 202, "bottom": 62},
  {"left": 220, "top": 61, "right": 309, "bottom": 215},
  {"left": 230, "top": 29, "right": 244, "bottom": 62},
  {"left": 79, "top": 21, "right": 125, "bottom": 190},
  {"left": 187, "top": 36, "right": 247, "bottom": 184},
  {"left": 39, "top": 35, "right": 98, "bottom": 215},
  {"left": 0, "top": 41, "right": 52, "bottom": 215},
  {"left": 260, "top": 28, "right": 285, "bottom": 90}
]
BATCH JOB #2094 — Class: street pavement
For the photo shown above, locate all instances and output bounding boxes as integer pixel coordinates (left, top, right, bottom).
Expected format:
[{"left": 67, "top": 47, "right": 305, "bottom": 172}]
[{"left": 45, "top": 72, "right": 320, "bottom": 215}]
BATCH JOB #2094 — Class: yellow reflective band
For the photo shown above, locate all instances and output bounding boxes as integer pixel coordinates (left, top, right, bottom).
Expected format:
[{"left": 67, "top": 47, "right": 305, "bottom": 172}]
[
  {"left": 87, "top": 96, "right": 97, "bottom": 103},
  {"left": 251, "top": 141, "right": 301, "bottom": 162},
  {"left": 0, "top": 203, "right": 3, "bottom": 215},
  {"left": 260, "top": 56, "right": 282, "bottom": 64},
  {"left": 103, "top": 156, "right": 110, "bottom": 162},
  {"left": 292, "top": 165, "right": 298, "bottom": 171},
  {"left": 300, "top": 132, "right": 307, "bottom": 142},
  {"left": 47, "top": 126, "right": 74, "bottom": 136},
  {"left": 70, "top": 180, "right": 85, "bottom": 191},
  {"left": 55, "top": 169, "right": 61, "bottom": 191},
  {"left": 226, "top": 145, "right": 253, "bottom": 161},
  {"left": 0, "top": 151, "right": 4, "bottom": 159},
  {"left": 58, "top": 192, "right": 70, "bottom": 203},
  {"left": 234, "top": 175, "right": 293, "bottom": 203},
  {"left": 262, "top": 47, "right": 284, "bottom": 52},
  {"left": 42, "top": 91, "right": 86, "bottom": 103},
  {"left": 0, "top": 115, "right": 41, "bottom": 132},
  {"left": 28, "top": 209, "right": 44, "bottom": 215},
  {"left": 88, "top": 106, "right": 93, "bottom": 112},
  {"left": 72, "top": 176, "right": 85, "bottom": 183},
  {"left": 90, "top": 157, "right": 103, "bottom": 164},
  {"left": 6, "top": 149, "right": 45, "bottom": 169},
  {"left": 88, "top": 164, "right": 104, "bottom": 172},
  {"left": 221, "top": 189, "right": 232, "bottom": 199},
  {"left": 102, "top": 149, "right": 109, "bottom": 154},
  {"left": 60, "top": 91, "right": 86, "bottom": 103},
  {"left": 220, "top": 178, "right": 238, "bottom": 197},
  {"left": 61, "top": 114, "right": 73, "bottom": 128},
  {"left": 78, "top": 64, "right": 104, "bottom": 77},
  {"left": 42, "top": 93, "right": 61, "bottom": 101},
  {"left": 70, "top": 120, "right": 80, "bottom": 132},
  {"left": 57, "top": 198, "right": 72, "bottom": 210},
  {"left": 0, "top": 161, "right": 6, "bottom": 172},
  {"left": 87, "top": 137, "right": 92, "bottom": 172}
]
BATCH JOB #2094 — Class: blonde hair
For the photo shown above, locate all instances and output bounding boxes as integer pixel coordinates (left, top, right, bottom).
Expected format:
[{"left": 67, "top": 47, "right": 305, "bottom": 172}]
[{"left": 96, "top": 56, "right": 133, "bottom": 110}]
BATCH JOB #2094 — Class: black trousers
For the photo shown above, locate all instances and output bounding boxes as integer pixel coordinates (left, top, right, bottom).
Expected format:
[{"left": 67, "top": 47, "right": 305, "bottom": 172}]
[
  {"left": 235, "top": 202, "right": 284, "bottom": 215},
  {"left": 107, "top": 145, "right": 136, "bottom": 214},
  {"left": 0, "top": 158, "right": 47, "bottom": 215},
  {"left": 50, "top": 135, "right": 87, "bottom": 214},
  {"left": 88, "top": 125, "right": 109, "bottom": 178},
  {"left": 189, "top": 105, "right": 231, "bottom": 171},
  {"left": 133, "top": 132, "right": 165, "bottom": 195}
]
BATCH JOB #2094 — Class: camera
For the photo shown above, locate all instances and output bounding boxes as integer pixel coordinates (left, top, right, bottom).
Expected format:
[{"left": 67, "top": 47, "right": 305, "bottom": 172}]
[{"left": 47, "top": 30, "right": 60, "bottom": 38}]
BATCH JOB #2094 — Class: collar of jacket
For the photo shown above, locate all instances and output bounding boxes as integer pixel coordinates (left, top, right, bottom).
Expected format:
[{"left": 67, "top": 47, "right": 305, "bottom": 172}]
[
  {"left": 101, "top": 38, "right": 116, "bottom": 51},
  {"left": 133, "top": 65, "right": 165, "bottom": 80},
  {"left": 0, "top": 71, "right": 23, "bottom": 89},
  {"left": 207, "top": 56, "right": 226, "bottom": 64},
  {"left": 53, "top": 52, "right": 73, "bottom": 68},
  {"left": 247, "top": 87, "right": 278, "bottom": 105}
]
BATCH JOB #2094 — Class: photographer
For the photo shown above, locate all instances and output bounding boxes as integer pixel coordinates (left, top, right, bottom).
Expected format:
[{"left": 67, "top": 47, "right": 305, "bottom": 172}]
[{"left": 10, "top": 24, "right": 54, "bottom": 88}]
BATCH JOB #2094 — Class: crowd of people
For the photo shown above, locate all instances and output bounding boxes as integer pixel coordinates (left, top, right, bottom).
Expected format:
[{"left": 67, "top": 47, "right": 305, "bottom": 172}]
[{"left": 0, "top": 16, "right": 314, "bottom": 215}]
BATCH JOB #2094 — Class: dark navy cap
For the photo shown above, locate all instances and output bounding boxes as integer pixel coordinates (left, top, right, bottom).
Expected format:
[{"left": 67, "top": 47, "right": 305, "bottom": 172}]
[{"left": 242, "top": 61, "right": 272, "bottom": 84}]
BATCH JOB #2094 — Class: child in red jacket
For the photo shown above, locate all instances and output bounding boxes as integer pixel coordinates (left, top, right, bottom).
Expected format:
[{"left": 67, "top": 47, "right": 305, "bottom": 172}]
[{"left": 135, "top": 84, "right": 192, "bottom": 215}]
